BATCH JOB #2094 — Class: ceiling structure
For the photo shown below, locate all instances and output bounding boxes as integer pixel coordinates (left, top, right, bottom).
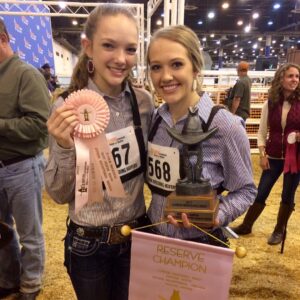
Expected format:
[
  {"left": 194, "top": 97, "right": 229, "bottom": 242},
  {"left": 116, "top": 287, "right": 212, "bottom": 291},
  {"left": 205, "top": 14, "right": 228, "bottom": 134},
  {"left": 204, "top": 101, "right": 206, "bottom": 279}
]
[{"left": 49, "top": 0, "right": 300, "bottom": 67}]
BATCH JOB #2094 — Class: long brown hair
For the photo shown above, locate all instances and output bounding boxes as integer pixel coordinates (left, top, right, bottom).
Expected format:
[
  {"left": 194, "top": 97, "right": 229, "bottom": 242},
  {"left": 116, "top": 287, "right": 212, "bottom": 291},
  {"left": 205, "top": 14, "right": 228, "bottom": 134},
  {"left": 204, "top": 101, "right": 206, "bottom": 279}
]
[
  {"left": 147, "top": 25, "right": 204, "bottom": 93},
  {"left": 67, "top": 4, "right": 137, "bottom": 94},
  {"left": 268, "top": 63, "right": 300, "bottom": 105}
]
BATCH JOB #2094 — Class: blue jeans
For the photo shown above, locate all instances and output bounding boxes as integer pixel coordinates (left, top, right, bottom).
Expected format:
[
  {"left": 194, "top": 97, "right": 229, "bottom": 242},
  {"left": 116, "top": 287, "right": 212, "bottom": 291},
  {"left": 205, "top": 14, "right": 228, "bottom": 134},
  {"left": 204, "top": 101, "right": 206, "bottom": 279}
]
[
  {"left": 0, "top": 153, "right": 45, "bottom": 293},
  {"left": 255, "top": 158, "right": 300, "bottom": 206},
  {"left": 64, "top": 228, "right": 131, "bottom": 300}
]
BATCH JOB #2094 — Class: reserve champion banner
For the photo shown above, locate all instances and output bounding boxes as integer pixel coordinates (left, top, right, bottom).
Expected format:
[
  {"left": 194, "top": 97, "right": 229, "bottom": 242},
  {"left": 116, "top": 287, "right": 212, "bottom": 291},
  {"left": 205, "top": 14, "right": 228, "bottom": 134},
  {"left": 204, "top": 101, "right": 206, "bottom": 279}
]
[{"left": 129, "top": 230, "right": 234, "bottom": 300}]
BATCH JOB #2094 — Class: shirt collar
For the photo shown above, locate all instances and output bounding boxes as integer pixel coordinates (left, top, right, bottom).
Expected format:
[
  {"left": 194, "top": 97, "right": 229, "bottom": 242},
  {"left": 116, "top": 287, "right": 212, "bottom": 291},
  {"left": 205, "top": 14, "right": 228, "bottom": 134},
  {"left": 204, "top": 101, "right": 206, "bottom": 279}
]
[
  {"left": 157, "top": 92, "right": 214, "bottom": 125},
  {"left": 195, "top": 92, "right": 214, "bottom": 124}
]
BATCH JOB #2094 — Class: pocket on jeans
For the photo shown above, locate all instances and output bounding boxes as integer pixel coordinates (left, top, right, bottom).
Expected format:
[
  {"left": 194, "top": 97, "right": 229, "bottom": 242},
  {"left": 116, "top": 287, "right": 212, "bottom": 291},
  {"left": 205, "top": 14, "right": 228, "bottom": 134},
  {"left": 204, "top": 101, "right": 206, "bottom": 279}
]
[{"left": 69, "top": 234, "right": 100, "bottom": 257}]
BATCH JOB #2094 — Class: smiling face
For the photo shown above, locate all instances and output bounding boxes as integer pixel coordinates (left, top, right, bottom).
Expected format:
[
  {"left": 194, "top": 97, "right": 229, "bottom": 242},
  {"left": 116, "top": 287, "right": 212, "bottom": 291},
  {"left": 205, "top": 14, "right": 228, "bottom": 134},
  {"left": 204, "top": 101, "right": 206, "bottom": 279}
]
[
  {"left": 148, "top": 38, "right": 198, "bottom": 108},
  {"left": 82, "top": 14, "right": 138, "bottom": 96},
  {"left": 281, "top": 66, "right": 299, "bottom": 97}
]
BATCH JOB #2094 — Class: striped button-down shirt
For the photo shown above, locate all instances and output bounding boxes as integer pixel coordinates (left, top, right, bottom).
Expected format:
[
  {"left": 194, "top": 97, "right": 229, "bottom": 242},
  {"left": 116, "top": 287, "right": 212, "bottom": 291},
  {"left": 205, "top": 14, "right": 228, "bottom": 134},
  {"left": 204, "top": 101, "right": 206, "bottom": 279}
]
[
  {"left": 147, "top": 93, "right": 257, "bottom": 239},
  {"left": 45, "top": 79, "right": 154, "bottom": 226}
]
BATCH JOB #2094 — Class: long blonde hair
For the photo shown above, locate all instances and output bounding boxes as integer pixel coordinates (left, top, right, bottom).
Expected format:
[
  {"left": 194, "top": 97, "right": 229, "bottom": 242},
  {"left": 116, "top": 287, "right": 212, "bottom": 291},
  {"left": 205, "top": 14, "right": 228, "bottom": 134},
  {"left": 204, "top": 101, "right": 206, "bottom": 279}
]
[
  {"left": 67, "top": 4, "right": 137, "bottom": 94},
  {"left": 268, "top": 63, "right": 300, "bottom": 105},
  {"left": 147, "top": 25, "right": 204, "bottom": 93}
]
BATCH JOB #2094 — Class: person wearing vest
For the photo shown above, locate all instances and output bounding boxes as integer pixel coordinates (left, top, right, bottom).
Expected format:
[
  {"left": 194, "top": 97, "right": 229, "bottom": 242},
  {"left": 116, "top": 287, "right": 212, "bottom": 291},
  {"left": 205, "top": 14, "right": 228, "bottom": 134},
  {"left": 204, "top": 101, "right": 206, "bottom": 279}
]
[
  {"left": 44, "top": 5, "right": 153, "bottom": 300},
  {"left": 231, "top": 63, "right": 300, "bottom": 246},
  {"left": 146, "top": 25, "right": 256, "bottom": 245}
]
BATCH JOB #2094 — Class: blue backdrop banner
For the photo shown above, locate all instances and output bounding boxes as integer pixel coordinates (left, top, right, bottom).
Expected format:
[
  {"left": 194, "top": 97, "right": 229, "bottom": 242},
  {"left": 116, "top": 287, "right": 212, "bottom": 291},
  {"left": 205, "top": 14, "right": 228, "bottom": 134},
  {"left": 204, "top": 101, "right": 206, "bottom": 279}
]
[{"left": 0, "top": 1, "right": 54, "bottom": 72}]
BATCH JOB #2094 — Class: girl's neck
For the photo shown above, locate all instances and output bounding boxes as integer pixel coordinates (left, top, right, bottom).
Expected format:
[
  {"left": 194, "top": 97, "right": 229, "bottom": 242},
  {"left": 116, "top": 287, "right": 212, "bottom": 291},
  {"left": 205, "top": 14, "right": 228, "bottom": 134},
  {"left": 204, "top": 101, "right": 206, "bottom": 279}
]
[
  {"left": 169, "top": 92, "right": 200, "bottom": 124},
  {"left": 283, "top": 90, "right": 292, "bottom": 101},
  {"left": 93, "top": 76, "right": 123, "bottom": 97}
]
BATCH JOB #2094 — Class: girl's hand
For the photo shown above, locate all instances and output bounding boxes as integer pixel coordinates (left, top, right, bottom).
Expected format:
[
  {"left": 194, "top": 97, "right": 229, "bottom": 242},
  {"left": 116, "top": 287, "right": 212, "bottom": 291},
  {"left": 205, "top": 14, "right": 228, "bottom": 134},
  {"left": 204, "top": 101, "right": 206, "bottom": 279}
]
[
  {"left": 260, "top": 156, "right": 270, "bottom": 170},
  {"left": 47, "top": 105, "right": 79, "bottom": 149}
]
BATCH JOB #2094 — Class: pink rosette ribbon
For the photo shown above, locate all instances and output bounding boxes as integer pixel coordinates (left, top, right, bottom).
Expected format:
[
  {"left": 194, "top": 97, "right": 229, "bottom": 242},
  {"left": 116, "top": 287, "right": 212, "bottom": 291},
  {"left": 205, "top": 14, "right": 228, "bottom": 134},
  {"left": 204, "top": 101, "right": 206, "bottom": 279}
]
[
  {"left": 65, "top": 89, "right": 126, "bottom": 214},
  {"left": 284, "top": 132, "right": 300, "bottom": 174}
]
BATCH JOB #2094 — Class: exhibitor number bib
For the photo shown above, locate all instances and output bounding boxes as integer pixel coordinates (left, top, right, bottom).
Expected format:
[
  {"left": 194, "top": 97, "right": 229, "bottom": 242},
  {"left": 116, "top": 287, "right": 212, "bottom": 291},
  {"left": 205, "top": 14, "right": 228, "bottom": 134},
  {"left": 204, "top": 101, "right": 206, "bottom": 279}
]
[
  {"left": 147, "top": 142, "right": 180, "bottom": 191},
  {"left": 106, "top": 126, "right": 140, "bottom": 176}
]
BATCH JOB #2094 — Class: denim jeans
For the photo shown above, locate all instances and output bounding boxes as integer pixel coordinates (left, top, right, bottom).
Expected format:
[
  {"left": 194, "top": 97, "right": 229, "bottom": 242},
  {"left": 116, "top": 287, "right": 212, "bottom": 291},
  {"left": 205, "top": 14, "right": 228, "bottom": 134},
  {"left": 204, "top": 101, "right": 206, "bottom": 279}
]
[
  {"left": 64, "top": 228, "right": 132, "bottom": 300},
  {"left": 0, "top": 153, "right": 45, "bottom": 293},
  {"left": 255, "top": 158, "right": 300, "bottom": 206}
]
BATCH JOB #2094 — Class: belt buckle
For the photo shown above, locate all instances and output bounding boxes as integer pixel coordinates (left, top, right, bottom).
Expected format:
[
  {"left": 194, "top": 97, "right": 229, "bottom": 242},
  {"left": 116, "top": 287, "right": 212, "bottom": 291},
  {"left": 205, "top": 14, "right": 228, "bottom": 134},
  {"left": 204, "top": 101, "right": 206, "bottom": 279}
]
[{"left": 108, "top": 225, "right": 128, "bottom": 245}]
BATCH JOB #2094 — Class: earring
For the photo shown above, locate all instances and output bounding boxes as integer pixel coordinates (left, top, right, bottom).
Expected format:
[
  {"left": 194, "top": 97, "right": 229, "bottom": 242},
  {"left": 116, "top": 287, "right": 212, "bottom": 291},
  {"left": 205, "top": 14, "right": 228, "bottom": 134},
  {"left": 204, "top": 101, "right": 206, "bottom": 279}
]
[
  {"left": 87, "top": 59, "right": 94, "bottom": 74},
  {"left": 192, "top": 79, "right": 197, "bottom": 91}
]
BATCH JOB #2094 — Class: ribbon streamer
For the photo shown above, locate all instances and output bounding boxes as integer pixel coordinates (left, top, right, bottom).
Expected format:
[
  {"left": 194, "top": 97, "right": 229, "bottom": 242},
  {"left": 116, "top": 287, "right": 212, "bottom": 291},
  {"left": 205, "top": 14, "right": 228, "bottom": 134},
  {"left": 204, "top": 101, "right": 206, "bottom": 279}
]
[
  {"left": 65, "top": 89, "right": 126, "bottom": 214},
  {"left": 284, "top": 132, "right": 299, "bottom": 174}
]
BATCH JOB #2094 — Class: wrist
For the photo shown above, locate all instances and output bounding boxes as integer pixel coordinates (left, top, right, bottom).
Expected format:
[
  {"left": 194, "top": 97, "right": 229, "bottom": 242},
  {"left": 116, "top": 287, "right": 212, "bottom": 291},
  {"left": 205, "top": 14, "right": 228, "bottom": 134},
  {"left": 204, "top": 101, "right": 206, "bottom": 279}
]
[{"left": 259, "top": 149, "right": 266, "bottom": 158}]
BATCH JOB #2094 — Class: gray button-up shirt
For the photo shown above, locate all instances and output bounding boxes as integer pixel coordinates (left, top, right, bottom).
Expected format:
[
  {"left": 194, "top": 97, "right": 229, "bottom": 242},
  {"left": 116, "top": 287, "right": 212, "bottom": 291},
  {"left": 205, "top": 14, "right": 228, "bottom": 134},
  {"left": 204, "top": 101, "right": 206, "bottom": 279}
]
[{"left": 45, "top": 79, "right": 154, "bottom": 226}]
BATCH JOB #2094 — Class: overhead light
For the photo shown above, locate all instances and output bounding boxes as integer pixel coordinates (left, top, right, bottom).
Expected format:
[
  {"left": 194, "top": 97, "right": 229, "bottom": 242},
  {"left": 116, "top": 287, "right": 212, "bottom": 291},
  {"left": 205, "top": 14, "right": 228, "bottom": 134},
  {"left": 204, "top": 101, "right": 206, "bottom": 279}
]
[
  {"left": 252, "top": 43, "right": 258, "bottom": 49},
  {"left": 80, "top": 33, "right": 86, "bottom": 39},
  {"left": 58, "top": 1, "right": 66, "bottom": 9},
  {"left": 198, "top": 20, "right": 203, "bottom": 25},
  {"left": 252, "top": 13, "right": 259, "bottom": 19},
  {"left": 237, "top": 20, "right": 243, "bottom": 26},
  {"left": 273, "top": 3, "right": 281, "bottom": 10},
  {"left": 72, "top": 20, "right": 78, "bottom": 26},
  {"left": 244, "top": 25, "right": 251, "bottom": 33},
  {"left": 222, "top": 2, "right": 229, "bottom": 9},
  {"left": 156, "top": 19, "right": 162, "bottom": 26},
  {"left": 268, "top": 20, "right": 273, "bottom": 26},
  {"left": 258, "top": 37, "right": 263, "bottom": 41},
  {"left": 208, "top": 11, "right": 215, "bottom": 19},
  {"left": 202, "top": 37, "right": 207, "bottom": 41},
  {"left": 210, "top": 33, "right": 215, "bottom": 38}
]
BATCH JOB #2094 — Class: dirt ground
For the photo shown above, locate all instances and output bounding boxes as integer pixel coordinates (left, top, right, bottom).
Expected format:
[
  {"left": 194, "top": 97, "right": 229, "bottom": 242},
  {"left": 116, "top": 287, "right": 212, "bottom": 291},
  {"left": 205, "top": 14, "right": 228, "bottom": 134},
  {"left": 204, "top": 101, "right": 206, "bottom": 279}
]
[{"left": 4, "top": 155, "right": 300, "bottom": 299}]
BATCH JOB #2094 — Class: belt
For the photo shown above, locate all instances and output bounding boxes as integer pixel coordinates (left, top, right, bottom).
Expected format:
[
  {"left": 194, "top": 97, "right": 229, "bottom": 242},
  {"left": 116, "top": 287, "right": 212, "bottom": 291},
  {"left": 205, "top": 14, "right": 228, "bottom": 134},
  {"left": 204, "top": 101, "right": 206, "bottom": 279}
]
[
  {"left": 68, "top": 214, "right": 150, "bottom": 245},
  {"left": 0, "top": 156, "right": 32, "bottom": 168}
]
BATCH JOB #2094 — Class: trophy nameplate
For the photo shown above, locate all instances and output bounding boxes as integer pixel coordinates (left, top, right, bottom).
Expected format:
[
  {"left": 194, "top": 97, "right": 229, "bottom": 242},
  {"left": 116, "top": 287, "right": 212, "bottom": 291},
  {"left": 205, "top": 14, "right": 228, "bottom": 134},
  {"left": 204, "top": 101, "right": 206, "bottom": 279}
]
[
  {"left": 164, "top": 200, "right": 219, "bottom": 228},
  {"left": 166, "top": 190, "right": 217, "bottom": 210},
  {"left": 164, "top": 106, "right": 219, "bottom": 228}
]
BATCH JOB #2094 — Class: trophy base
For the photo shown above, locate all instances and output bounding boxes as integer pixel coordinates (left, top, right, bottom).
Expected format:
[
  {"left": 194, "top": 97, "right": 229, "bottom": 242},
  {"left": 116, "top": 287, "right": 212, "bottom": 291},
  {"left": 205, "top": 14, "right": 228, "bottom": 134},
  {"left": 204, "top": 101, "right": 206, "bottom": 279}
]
[
  {"left": 164, "top": 200, "right": 219, "bottom": 228},
  {"left": 166, "top": 190, "right": 217, "bottom": 210},
  {"left": 164, "top": 190, "right": 218, "bottom": 228}
]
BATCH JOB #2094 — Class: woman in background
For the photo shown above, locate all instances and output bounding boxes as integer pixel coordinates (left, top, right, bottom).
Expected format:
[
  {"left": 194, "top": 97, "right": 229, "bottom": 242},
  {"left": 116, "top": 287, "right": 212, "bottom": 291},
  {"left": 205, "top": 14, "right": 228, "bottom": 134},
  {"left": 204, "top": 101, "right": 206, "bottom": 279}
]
[
  {"left": 45, "top": 4, "right": 153, "bottom": 300},
  {"left": 232, "top": 63, "right": 300, "bottom": 245},
  {"left": 146, "top": 25, "right": 256, "bottom": 244}
]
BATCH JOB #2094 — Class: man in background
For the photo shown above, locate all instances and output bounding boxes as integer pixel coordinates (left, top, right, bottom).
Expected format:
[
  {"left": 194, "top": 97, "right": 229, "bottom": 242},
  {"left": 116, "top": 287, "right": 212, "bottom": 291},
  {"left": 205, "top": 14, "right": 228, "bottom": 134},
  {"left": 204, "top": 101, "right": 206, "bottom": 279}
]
[
  {"left": 41, "top": 62, "right": 59, "bottom": 92},
  {"left": 228, "top": 61, "right": 252, "bottom": 121},
  {"left": 0, "top": 18, "right": 50, "bottom": 300}
]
